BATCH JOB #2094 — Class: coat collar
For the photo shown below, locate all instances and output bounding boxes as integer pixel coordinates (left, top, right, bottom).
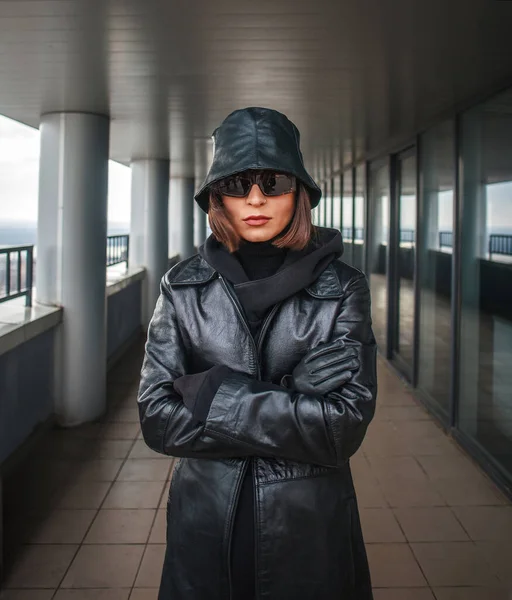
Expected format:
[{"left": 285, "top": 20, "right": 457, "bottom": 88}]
[{"left": 168, "top": 254, "right": 343, "bottom": 298}]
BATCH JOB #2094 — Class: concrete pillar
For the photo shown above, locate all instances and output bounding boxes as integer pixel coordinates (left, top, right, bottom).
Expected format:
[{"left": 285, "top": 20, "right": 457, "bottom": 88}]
[
  {"left": 170, "top": 177, "right": 195, "bottom": 260},
  {"left": 129, "top": 159, "right": 170, "bottom": 328},
  {"left": 168, "top": 185, "right": 182, "bottom": 258},
  {"left": 194, "top": 203, "right": 207, "bottom": 248},
  {"left": 36, "top": 112, "right": 109, "bottom": 426},
  {"left": 194, "top": 139, "right": 209, "bottom": 247}
]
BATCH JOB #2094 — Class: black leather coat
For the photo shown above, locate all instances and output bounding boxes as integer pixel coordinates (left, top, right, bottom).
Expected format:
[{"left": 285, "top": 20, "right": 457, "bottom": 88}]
[{"left": 137, "top": 251, "right": 377, "bottom": 600}]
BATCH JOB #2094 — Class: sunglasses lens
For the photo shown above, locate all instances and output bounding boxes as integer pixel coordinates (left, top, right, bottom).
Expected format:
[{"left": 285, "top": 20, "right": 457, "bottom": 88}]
[
  {"left": 261, "top": 172, "right": 295, "bottom": 196},
  {"left": 218, "top": 171, "right": 296, "bottom": 197},
  {"left": 218, "top": 175, "right": 251, "bottom": 197}
]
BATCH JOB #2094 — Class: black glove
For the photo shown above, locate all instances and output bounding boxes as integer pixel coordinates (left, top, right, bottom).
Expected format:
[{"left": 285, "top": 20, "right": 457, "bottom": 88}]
[
  {"left": 174, "top": 365, "right": 233, "bottom": 422},
  {"left": 287, "top": 340, "right": 359, "bottom": 396}
]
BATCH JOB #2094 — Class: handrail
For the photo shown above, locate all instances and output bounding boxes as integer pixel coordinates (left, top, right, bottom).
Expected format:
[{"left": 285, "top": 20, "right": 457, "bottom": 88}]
[
  {"left": 0, "top": 245, "right": 33, "bottom": 306},
  {"left": 439, "top": 231, "right": 453, "bottom": 249},
  {"left": 342, "top": 227, "right": 364, "bottom": 240},
  {"left": 400, "top": 229, "right": 415, "bottom": 244},
  {"left": 489, "top": 234, "right": 512, "bottom": 260},
  {"left": 107, "top": 234, "right": 129, "bottom": 268}
]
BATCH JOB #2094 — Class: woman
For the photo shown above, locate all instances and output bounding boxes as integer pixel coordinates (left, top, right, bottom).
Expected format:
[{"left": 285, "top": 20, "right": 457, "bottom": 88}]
[{"left": 138, "top": 107, "right": 377, "bottom": 600}]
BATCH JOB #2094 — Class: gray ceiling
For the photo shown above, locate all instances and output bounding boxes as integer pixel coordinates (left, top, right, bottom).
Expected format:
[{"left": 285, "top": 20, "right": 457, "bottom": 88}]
[{"left": 1, "top": 0, "right": 512, "bottom": 179}]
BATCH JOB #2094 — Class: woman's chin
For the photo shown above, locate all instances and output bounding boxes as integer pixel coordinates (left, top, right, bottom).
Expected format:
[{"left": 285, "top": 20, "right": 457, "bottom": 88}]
[{"left": 240, "top": 228, "right": 277, "bottom": 243}]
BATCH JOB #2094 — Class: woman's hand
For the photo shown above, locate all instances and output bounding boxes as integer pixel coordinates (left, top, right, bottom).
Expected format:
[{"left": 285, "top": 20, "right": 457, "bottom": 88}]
[{"left": 288, "top": 340, "right": 360, "bottom": 396}]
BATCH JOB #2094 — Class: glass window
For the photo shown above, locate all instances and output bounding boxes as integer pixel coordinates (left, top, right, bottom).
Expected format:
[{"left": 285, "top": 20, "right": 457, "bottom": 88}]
[
  {"left": 418, "top": 120, "right": 454, "bottom": 417},
  {"left": 459, "top": 89, "right": 512, "bottom": 478},
  {"left": 395, "top": 151, "right": 417, "bottom": 373},
  {"left": 368, "top": 161, "right": 390, "bottom": 352},
  {"left": 354, "top": 164, "right": 366, "bottom": 271},
  {"left": 342, "top": 169, "right": 354, "bottom": 265}
]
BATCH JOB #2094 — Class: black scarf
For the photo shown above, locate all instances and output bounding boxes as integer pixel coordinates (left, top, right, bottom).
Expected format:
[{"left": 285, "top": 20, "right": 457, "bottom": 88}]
[{"left": 199, "top": 228, "right": 343, "bottom": 331}]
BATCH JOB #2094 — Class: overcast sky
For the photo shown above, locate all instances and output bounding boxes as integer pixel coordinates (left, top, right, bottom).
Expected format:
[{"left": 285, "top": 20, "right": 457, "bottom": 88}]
[{"left": 0, "top": 115, "right": 131, "bottom": 225}]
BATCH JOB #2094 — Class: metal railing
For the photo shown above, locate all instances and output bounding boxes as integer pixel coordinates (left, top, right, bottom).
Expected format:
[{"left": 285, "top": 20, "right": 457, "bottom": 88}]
[
  {"left": 489, "top": 234, "right": 512, "bottom": 260},
  {"left": 439, "top": 231, "right": 453, "bottom": 249},
  {"left": 0, "top": 245, "right": 33, "bottom": 306},
  {"left": 400, "top": 229, "right": 415, "bottom": 244},
  {"left": 342, "top": 227, "right": 364, "bottom": 241},
  {"left": 107, "top": 235, "right": 129, "bottom": 268}
]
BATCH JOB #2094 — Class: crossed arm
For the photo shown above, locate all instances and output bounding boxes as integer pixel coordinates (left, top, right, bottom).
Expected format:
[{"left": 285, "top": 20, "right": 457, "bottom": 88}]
[{"left": 137, "top": 274, "right": 377, "bottom": 467}]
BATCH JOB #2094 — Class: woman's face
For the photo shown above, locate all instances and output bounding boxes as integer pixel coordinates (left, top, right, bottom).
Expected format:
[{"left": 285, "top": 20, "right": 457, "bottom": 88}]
[{"left": 221, "top": 183, "right": 296, "bottom": 243}]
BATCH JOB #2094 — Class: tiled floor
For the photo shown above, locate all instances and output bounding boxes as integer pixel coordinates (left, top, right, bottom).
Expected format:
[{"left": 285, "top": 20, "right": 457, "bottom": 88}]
[{"left": 1, "top": 340, "right": 511, "bottom": 600}]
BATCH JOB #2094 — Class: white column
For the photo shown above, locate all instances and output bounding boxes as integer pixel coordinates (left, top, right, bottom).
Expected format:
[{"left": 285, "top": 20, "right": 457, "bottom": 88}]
[
  {"left": 194, "top": 139, "right": 210, "bottom": 247},
  {"left": 170, "top": 177, "right": 195, "bottom": 260},
  {"left": 129, "top": 159, "right": 170, "bottom": 328},
  {"left": 36, "top": 112, "right": 109, "bottom": 426},
  {"left": 194, "top": 203, "right": 207, "bottom": 247}
]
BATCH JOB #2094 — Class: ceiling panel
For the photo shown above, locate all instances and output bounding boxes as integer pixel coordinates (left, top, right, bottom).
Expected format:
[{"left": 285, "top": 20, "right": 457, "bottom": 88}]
[{"left": 0, "top": 0, "right": 511, "bottom": 178}]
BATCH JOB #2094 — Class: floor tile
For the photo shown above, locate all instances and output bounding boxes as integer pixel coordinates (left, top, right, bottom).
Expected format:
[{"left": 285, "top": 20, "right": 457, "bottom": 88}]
[
  {"left": 159, "top": 481, "right": 171, "bottom": 509},
  {"left": 393, "top": 508, "right": 469, "bottom": 542},
  {"left": 117, "top": 459, "right": 171, "bottom": 482},
  {"left": 0, "top": 592, "right": 55, "bottom": 600},
  {"left": 433, "top": 587, "right": 511, "bottom": 600},
  {"left": 432, "top": 478, "right": 507, "bottom": 506},
  {"left": 476, "top": 541, "right": 512, "bottom": 584},
  {"left": 148, "top": 510, "right": 166, "bottom": 544},
  {"left": 372, "top": 590, "right": 435, "bottom": 600},
  {"left": 377, "top": 405, "right": 431, "bottom": 421},
  {"left": 70, "top": 459, "right": 123, "bottom": 483},
  {"left": 359, "top": 508, "right": 406, "bottom": 543},
  {"left": 416, "top": 455, "right": 484, "bottom": 481},
  {"left": 354, "top": 478, "right": 388, "bottom": 508},
  {"left": 54, "top": 591, "right": 130, "bottom": 600},
  {"left": 133, "top": 545, "right": 166, "bottom": 588},
  {"left": 396, "top": 420, "right": 445, "bottom": 439},
  {"left": 368, "top": 457, "right": 429, "bottom": 483},
  {"left": 410, "top": 542, "right": 499, "bottom": 587},
  {"left": 84, "top": 509, "right": 155, "bottom": 544},
  {"left": 98, "top": 422, "right": 140, "bottom": 441},
  {"left": 167, "top": 458, "right": 178, "bottom": 480},
  {"left": 106, "top": 407, "right": 140, "bottom": 423},
  {"left": 366, "top": 544, "right": 427, "bottom": 587},
  {"left": 61, "top": 544, "right": 144, "bottom": 588},
  {"left": 128, "top": 440, "right": 167, "bottom": 460},
  {"left": 380, "top": 478, "right": 445, "bottom": 507},
  {"left": 409, "top": 435, "right": 464, "bottom": 458},
  {"left": 103, "top": 481, "right": 165, "bottom": 509},
  {"left": 129, "top": 590, "right": 158, "bottom": 600},
  {"left": 39, "top": 437, "right": 90, "bottom": 460},
  {"left": 4, "top": 544, "right": 78, "bottom": 588},
  {"left": 88, "top": 440, "right": 134, "bottom": 459},
  {"left": 29, "top": 509, "right": 96, "bottom": 544},
  {"left": 452, "top": 507, "right": 512, "bottom": 541},
  {"left": 56, "top": 482, "right": 111, "bottom": 509}
]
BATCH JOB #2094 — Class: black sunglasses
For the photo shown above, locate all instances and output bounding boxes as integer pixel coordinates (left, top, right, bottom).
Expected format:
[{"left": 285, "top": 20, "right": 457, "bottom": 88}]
[{"left": 216, "top": 171, "right": 297, "bottom": 198}]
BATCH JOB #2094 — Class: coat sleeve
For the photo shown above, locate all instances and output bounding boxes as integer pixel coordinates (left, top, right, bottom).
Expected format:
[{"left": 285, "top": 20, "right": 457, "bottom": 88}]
[
  {"left": 137, "top": 278, "right": 255, "bottom": 459},
  {"left": 203, "top": 273, "right": 377, "bottom": 467},
  {"left": 138, "top": 273, "right": 376, "bottom": 466}
]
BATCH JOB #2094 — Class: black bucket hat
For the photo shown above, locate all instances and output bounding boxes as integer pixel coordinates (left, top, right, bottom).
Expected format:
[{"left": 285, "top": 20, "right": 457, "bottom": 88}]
[{"left": 194, "top": 107, "right": 322, "bottom": 213}]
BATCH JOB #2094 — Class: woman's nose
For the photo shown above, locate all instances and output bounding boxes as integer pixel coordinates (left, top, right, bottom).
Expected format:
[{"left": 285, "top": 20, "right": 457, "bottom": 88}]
[{"left": 246, "top": 184, "right": 266, "bottom": 206}]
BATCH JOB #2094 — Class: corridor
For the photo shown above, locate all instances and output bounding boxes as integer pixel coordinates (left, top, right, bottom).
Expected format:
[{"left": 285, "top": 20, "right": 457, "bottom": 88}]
[{"left": 1, "top": 339, "right": 511, "bottom": 600}]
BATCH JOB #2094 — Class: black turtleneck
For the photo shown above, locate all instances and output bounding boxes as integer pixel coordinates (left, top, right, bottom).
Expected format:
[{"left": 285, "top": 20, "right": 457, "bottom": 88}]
[
  {"left": 235, "top": 239, "right": 287, "bottom": 281},
  {"left": 234, "top": 240, "right": 288, "bottom": 337}
]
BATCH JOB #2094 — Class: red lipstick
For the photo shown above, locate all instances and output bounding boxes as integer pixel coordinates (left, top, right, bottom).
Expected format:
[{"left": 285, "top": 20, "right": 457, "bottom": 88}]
[{"left": 243, "top": 215, "right": 271, "bottom": 227}]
